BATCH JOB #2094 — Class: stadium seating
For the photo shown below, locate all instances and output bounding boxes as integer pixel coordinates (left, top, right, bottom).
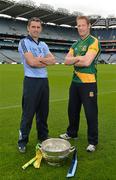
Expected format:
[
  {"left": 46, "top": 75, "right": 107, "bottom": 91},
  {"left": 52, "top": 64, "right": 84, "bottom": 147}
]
[
  {"left": 0, "top": 49, "right": 21, "bottom": 63},
  {"left": 0, "top": 17, "right": 116, "bottom": 64},
  {"left": 0, "top": 17, "right": 27, "bottom": 35}
]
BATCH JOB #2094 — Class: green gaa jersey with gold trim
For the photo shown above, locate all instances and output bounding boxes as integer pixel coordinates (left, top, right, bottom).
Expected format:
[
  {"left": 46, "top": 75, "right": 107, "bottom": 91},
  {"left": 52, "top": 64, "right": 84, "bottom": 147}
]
[{"left": 69, "top": 35, "right": 101, "bottom": 83}]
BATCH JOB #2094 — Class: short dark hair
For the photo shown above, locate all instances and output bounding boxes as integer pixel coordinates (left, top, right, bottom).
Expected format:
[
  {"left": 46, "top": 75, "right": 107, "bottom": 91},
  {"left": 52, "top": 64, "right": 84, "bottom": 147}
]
[
  {"left": 76, "top": 16, "right": 90, "bottom": 25},
  {"left": 27, "top": 17, "right": 42, "bottom": 27}
]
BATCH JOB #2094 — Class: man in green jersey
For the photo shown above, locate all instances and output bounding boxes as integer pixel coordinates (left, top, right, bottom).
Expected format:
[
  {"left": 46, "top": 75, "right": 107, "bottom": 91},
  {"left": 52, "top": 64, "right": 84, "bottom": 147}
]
[{"left": 60, "top": 16, "right": 101, "bottom": 152}]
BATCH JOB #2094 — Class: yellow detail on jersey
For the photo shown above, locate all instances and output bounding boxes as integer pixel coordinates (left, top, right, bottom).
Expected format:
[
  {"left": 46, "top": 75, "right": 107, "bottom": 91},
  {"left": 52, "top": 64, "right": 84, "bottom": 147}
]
[
  {"left": 75, "top": 71, "right": 96, "bottom": 83},
  {"left": 69, "top": 48, "right": 74, "bottom": 55},
  {"left": 88, "top": 37, "right": 99, "bottom": 54}
]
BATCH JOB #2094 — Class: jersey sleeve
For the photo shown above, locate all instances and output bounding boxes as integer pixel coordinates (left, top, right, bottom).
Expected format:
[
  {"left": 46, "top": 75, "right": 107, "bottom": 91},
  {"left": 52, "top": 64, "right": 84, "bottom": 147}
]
[
  {"left": 68, "top": 48, "right": 74, "bottom": 55},
  {"left": 88, "top": 38, "right": 99, "bottom": 54},
  {"left": 18, "top": 39, "right": 31, "bottom": 54},
  {"left": 68, "top": 41, "right": 78, "bottom": 56}
]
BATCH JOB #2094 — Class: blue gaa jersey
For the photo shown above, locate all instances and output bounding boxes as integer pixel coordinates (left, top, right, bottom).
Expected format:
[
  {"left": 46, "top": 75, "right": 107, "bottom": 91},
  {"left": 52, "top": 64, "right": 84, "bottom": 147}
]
[{"left": 18, "top": 35, "right": 50, "bottom": 78}]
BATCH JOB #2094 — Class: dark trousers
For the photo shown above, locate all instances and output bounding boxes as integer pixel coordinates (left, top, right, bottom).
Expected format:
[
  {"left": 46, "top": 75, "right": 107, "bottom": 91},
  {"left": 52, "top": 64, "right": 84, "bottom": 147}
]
[
  {"left": 18, "top": 77, "right": 49, "bottom": 147},
  {"left": 67, "top": 81, "right": 98, "bottom": 145}
]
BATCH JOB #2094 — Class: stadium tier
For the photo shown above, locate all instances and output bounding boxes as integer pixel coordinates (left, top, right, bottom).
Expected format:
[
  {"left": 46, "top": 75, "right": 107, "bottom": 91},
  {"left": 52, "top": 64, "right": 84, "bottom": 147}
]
[{"left": 0, "top": 17, "right": 116, "bottom": 64}]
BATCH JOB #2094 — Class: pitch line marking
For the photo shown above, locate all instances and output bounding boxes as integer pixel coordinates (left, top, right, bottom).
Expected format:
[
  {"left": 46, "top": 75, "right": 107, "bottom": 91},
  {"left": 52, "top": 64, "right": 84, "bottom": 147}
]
[
  {"left": 0, "top": 90, "right": 116, "bottom": 110},
  {"left": 0, "top": 98, "right": 67, "bottom": 110}
]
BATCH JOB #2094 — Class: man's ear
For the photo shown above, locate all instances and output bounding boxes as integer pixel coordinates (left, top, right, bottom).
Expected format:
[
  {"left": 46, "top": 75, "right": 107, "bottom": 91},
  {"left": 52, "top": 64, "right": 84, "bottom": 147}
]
[
  {"left": 40, "top": 26, "right": 42, "bottom": 33},
  {"left": 89, "top": 23, "right": 91, "bottom": 29},
  {"left": 27, "top": 26, "right": 29, "bottom": 33}
]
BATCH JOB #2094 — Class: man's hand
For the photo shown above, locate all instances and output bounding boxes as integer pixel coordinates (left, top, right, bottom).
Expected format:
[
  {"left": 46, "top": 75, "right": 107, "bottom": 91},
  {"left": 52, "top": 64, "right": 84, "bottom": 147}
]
[
  {"left": 64, "top": 56, "right": 79, "bottom": 65},
  {"left": 38, "top": 53, "right": 56, "bottom": 65}
]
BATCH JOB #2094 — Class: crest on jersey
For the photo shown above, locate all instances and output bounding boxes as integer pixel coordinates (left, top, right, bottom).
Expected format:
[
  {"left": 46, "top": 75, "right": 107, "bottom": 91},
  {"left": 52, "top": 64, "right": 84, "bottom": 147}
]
[
  {"left": 82, "top": 45, "right": 87, "bottom": 51},
  {"left": 89, "top": 91, "right": 94, "bottom": 97}
]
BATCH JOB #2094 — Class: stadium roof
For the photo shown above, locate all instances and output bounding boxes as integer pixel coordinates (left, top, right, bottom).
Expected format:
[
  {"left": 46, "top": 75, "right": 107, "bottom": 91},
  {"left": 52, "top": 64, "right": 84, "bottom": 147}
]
[{"left": 0, "top": 0, "right": 116, "bottom": 27}]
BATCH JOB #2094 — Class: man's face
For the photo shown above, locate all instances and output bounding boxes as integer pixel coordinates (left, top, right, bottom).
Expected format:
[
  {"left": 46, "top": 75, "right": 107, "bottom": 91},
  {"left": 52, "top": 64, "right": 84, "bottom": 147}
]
[
  {"left": 27, "top": 21, "right": 42, "bottom": 39},
  {"left": 77, "top": 19, "right": 90, "bottom": 39}
]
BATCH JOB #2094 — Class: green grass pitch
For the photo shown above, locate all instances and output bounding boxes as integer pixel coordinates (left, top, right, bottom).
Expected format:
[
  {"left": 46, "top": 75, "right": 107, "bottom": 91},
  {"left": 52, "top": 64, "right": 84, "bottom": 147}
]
[{"left": 0, "top": 64, "right": 116, "bottom": 180}]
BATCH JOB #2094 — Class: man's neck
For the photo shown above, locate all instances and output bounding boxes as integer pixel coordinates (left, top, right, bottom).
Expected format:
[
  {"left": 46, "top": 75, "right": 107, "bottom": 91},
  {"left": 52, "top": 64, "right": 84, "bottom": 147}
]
[
  {"left": 33, "top": 37, "right": 39, "bottom": 43},
  {"left": 28, "top": 34, "right": 39, "bottom": 43},
  {"left": 81, "top": 33, "right": 90, "bottom": 40}
]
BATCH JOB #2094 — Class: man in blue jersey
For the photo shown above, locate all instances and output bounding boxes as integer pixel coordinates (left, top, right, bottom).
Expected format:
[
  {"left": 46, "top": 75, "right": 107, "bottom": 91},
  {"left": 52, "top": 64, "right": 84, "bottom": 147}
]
[{"left": 18, "top": 17, "right": 56, "bottom": 153}]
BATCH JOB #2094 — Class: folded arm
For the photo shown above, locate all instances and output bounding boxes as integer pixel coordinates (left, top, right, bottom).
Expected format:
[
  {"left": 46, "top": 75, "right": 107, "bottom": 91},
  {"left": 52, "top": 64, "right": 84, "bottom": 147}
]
[
  {"left": 39, "top": 52, "right": 56, "bottom": 65},
  {"left": 64, "top": 51, "right": 97, "bottom": 67},
  {"left": 24, "top": 52, "right": 56, "bottom": 67},
  {"left": 74, "top": 51, "right": 97, "bottom": 67}
]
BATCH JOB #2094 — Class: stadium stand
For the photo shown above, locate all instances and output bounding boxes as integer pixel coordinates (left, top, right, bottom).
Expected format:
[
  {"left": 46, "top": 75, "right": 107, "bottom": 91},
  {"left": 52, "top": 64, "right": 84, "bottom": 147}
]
[
  {"left": 0, "top": 0, "right": 116, "bottom": 64},
  {"left": 0, "top": 17, "right": 26, "bottom": 35},
  {"left": 92, "top": 28, "right": 116, "bottom": 40},
  {"left": 53, "top": 52, "right": 66, "bottom": 63},
  {"left": 0, "top": 49, "right": 21, "bottom": 63},
  {"left": 108, "top": 54, "right": 116, "bottom": 63}
]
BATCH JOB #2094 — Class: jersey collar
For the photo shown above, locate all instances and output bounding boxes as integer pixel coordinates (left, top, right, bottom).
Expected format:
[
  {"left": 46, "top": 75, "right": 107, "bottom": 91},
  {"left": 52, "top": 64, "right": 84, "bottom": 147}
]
[
  {"left": 81, "top": 34, "right": 90, "bottom": 41},
  {"left": 27, "top": 35, "right": 40, "bottom": 45}
]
